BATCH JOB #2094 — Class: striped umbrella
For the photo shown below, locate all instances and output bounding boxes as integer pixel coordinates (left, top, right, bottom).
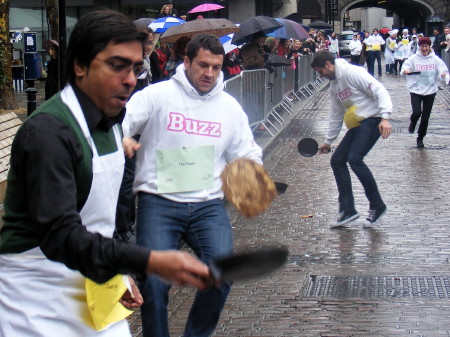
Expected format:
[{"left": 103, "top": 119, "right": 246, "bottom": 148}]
[
  {"left": 149, "top": 17, "right": 185, "bottom": 34},
  {"left": 220, "top": 33, "right": 238, "bottom": 54},
  {"left": 219, "top": 24, "right": 240, "bottom": 54}
]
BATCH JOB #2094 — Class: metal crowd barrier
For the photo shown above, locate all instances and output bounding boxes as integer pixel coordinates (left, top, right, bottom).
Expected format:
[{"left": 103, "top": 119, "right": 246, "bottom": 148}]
[{"left": 224, "top": 54, "right": 328, "bottom": 137}]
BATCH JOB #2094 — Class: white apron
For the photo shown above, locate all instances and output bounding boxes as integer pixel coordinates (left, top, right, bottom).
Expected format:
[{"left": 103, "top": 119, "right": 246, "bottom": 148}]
[{"left": 0, "top": 85, "right": 129, "bottom": 337}]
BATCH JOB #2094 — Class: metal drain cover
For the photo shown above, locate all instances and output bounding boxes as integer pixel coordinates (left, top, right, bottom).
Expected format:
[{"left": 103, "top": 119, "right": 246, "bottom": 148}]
[{"left": 302, "top": 275, "right": 450, "bottom": 299}]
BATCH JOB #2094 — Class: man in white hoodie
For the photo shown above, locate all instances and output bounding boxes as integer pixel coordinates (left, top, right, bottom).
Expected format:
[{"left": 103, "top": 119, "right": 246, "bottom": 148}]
[
  {"left": 122, "top": 34, "right": 263, "bottom": 337},
  {"left": 401, "top": 37, "right": 449, "bottom": 148},
  {"left": 311, "top": 51, "right": 392, "bottom": 228}
]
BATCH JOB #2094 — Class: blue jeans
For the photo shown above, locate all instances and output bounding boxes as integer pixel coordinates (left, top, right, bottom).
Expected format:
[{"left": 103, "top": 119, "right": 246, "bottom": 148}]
[
  {"left": 330, "top": 117, "right": 385, "bottom": 212},
  {"left": 136, "top": 193, "right": 233, "bottom": 337}
]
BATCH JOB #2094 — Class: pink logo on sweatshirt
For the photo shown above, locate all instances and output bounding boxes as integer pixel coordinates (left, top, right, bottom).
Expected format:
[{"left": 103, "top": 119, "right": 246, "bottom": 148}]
[
  {"left": 167, "top": 112, "right": 222, "bottom": 137},
  {"left": 338, "top": 88, "right": 352, "bottom": 101},
  {"left": 416, "top": 64, "right": 436, "bottom": 71}
]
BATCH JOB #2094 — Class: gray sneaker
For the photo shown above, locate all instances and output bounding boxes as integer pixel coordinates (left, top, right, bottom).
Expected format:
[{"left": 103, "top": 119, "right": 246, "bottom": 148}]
[{"left": 332, "top": 210, "right": 360, "bottom": 228}]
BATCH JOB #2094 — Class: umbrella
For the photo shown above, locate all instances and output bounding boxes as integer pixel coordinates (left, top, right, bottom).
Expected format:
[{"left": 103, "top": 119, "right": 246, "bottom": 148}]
[
  {"left": 265, "top": 53, "right": 291, "bottom": 67},
  {"left": 189, "top": 3, "right": 225, "bottom": 14},
  {"left": 231, "top": 16, "right": 282, "bottom": 45},
  {"left": 134, "top": 18, "right": 155, "bottom": 31},
  {"left": 267, "top": 18, "right": 309, "bottom": 40},
  {"left": 220, "top": 33, "right": 239, "bottom": 54},
  {"left": 379, "top": 28, "right": 390, "bottom": 34},
  {"left": 308, "top": 20, "right": 332, "bottom": 29},
  {"left": 43, "top": 39, "right": 59, "bottom": 50},
  {"left": 149, "top": 17, "right": 185, "bottom": 34},
  {"left": 160, "top": 18, "right": 239, "bottom": 43}
]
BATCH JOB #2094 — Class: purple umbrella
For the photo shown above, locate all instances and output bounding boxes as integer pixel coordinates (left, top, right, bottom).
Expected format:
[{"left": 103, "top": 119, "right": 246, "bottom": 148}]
[
  {"left": 267, "top": 18, "right": 309, "bottom": 40},
  {"left": 189, "top": 3, "right": 225, "bottom": 14}
]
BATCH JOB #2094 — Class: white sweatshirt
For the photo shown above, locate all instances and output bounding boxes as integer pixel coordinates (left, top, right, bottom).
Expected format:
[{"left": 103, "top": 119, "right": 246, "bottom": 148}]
[
  {"left": 325, "top": 59, "right": 393, "bottom": 144},
  {"left": 400, "top": 49, "right": 450, "bottom": 95},
  {"left": 123, "top": 64, "right": 263, "bottom": 203},
  {"left": 348, "top": 39, "right": 362, "bottom": 55}
]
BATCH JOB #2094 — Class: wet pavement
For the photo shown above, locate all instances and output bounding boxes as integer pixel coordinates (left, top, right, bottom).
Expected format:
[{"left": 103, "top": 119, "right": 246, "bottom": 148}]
[
  {"left": 128, "top": 70, "right": 450, "bottom": 336},
  {"left": 6, "top": 65, "right": 450, "bottom": 336}
]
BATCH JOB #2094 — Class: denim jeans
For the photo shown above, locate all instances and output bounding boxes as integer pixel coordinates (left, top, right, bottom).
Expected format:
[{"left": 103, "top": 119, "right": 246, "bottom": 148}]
[
  {"left": 330, "top": 117, "right": 385, "bottom": 212},
  {"left": 366, "top": 51, "right": 375, "bottom": 76},
  {"left": 373, "top": 50, "right": 382, "bottom": 75},
  {"left": 410, "top": 92, "right": 436, "bottom": 140},
  {"left": 136, "top": 193, "right": 233, "bottom": 337}
]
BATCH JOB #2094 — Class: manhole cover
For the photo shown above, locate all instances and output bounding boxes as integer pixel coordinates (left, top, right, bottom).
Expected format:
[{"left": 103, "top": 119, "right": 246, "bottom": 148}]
[{"left": 302, "top": 275, "right": 450, "bottom": 299}]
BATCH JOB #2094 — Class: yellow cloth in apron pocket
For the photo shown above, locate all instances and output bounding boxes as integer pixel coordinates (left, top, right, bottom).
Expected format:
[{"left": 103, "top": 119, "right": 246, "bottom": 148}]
[
  {"left": 371, "top": 43, "right": 381, "bottom": 51},
  {"left": 344, "top": 105, "right": 365, "bottom": 129},
  {"left": 85, "top": 274, "right": 133, "bottom": 331}
]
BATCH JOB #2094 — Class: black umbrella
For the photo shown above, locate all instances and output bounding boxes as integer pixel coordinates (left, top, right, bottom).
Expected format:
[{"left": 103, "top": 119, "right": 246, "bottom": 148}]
[
  {"left": 265, "top": 53, "right": 291, "bottom": 67},
  {"left": 309, "top": 20, "right": 332, "bottom": 29},
  {"left": 231, "top": 16, "right": 282, "bottom": 45}
]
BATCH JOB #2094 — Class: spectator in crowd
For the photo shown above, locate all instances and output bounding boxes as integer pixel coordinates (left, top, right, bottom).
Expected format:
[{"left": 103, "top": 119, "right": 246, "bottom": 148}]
[
  {"left": 394, "top": 28, "right": 411, "bottom": 72},
  {"left": 158, "top": 4, "right": 176, "bottom": 18},
  {"left": 156, "top": 41, "right": 171, "bottom": 78},
  {"left": 44, "top": 40, "right": 59, "bottom": 100},
  {"left": 302, "top": 37, "right": 316, "bottom": 54},
  {"left": 364, "top": 28, "right": 385, "bottom": 76},
  {"left": 165, "top": 36, "right": 191, "bottom": 78},
  {"left": 240, "top": 32, "right": 266, "bottom": 70},
  {"left": 329, "top": 31, "right": 339, "bottom": 58},
  {"left": 384, "top": 30, "right": 397, "bottom": 74},
  {"left": 264, "top": 36, "right": 280, "bottom": 54},
  {"left": 349, "top": 33, "right": 362, "bottom": 65},
  {"left": 432, "top": 28, "right": 445, "bottom": 58}
]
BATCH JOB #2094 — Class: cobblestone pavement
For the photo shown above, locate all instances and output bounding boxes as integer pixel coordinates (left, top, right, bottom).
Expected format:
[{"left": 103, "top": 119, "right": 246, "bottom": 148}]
[
  {"left": 127, "top": 71, "right": 450, "bottom": 336},
  {"left": 6, "top": 66, "right": 450, "bottom": 337}
]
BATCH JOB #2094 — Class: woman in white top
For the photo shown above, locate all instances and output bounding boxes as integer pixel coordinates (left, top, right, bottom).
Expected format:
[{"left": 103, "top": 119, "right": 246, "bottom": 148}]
[{"left": 401, "top": 37, "right": 449, "bottom": 148}]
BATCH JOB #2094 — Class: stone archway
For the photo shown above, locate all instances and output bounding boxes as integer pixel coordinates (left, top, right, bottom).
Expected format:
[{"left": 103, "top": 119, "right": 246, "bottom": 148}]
[{"left": 338, "top": 0, "right": 442, "bottom": 33}]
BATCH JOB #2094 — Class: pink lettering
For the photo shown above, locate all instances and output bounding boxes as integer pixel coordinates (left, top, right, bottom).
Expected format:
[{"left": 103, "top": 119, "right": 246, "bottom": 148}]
[
  {"left": 167, "top": 112, "right": 222, "bottom": 137},
  {"left": 416, "top": 64, "right": 436, "bottom": 71},
  {"left": 167, "top": 112, "right": 184, "bottom": 131},
  {"left": 338, "top": 88, "right": 352, "bottom": 101}
]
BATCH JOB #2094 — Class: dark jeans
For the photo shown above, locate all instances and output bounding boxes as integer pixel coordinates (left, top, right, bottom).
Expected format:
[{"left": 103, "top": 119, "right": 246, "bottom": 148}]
[
  {"left": 350, "top": 54, "right": 361, "bottom": 66},
  {"left": 366, "top": 51, "right": 382, "bottom": 76},
  {"left": 330, "top": 117, "right": 384, "bottom": 212},
  {"left": 410, "top": 92, "right": 436, "bottom": 140},
  {"left": 137, "top": 193, "right": 233, "bottom": 337}
]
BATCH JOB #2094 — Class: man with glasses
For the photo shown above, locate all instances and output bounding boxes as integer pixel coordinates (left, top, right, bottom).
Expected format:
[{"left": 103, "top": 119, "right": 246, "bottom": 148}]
[
  {"left": 311, "top": 51, "right": 392, "bottom": 228},
  {"left": 0, "top": 10, "right": 211, "bottom": 337}
]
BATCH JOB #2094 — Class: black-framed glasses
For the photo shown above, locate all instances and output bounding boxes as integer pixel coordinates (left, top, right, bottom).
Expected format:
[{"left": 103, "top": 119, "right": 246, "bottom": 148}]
[{"left": 95, "top": 57, "right": 145, "bottom": 78}]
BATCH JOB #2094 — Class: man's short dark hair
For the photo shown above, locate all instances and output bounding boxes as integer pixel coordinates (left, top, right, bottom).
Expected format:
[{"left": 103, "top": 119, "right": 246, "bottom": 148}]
[
  {"left": 65, "top": 10, "right": 147, "bottom": 84},
  {"left": 310, "top": 50, "right": 335, "bottom": 68},
  {"left": 185, "top": 34, "right": 225, "bottom": 63}
]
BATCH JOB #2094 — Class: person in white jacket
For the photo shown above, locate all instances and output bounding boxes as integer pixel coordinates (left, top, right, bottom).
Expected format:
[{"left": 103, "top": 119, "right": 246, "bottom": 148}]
[
  {"left": 348, "top": 33, "right": 362, "bottom": 65},
  {"left": 385, "top": 30, "right": 398, "bottom": 74},
  {"left": 364, "top": 28, "right": 385, "bottom": 76},
  {"left": 401, "top": 37, "right": 449, "bottom": 148},
  {"left": 122, "top": 34, "right": 263, "bottom": 337},
  {"left": 311, "top": 51, "right": 392, "bottom": 228}
]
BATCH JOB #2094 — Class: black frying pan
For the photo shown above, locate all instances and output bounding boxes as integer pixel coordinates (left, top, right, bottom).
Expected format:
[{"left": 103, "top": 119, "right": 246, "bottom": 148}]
[
  {"left": 210, "top": 247, "right": 289, "bottom": 282},
  {"left": 297, "top": 138, "right": 319, "bottom": 157},
  {"left": 275, "top": 181, "right": 288, "bottom": 195}
]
